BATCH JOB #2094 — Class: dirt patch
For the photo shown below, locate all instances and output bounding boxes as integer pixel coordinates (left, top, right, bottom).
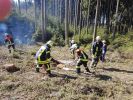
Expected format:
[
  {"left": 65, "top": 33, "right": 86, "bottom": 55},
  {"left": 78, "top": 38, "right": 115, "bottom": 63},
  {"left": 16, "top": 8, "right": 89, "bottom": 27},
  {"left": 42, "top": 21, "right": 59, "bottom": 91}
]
[
  {"left": 3, "top": 64, "right": 20, "bottom": 73},
  {"left": 79, "top": 85, "right": 106, "bottom": 96}
]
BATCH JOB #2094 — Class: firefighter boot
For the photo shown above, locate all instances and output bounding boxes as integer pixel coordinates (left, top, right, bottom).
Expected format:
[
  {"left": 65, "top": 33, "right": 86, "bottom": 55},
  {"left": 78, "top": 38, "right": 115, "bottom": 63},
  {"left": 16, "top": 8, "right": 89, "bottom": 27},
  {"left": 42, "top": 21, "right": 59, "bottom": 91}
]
[
  {"left": 9, "top": 49, "right": 11, "bottom": 53},
  {"left": 47, "top": 70, "right": 52, "bottom": 77},
  {"left": 36, "top": 64, "right": 40, "bottom": 72},
  {"left": 85, "top": 67, "right": 91, "bottom": 73},
  {"left": 76, "top": 68, "right": 81, "bottom": 74}
]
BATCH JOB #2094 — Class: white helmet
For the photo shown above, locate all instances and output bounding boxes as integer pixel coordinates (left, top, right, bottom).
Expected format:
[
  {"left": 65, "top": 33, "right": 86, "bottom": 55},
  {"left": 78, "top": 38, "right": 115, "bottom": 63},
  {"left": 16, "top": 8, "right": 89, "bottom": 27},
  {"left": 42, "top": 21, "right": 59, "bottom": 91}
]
[
  {"left": 4, "top": 33, "right": 8, "bottom": 36},
  {"left": 71, "top": 40, "right": 75, "bottom": 44},
  {"left": 46, "top": 40, "right": 53, "bottom": 47},
  {"left": 102, "top": 40, "right": 106, "bottom": 43},
  {"left": 96, "top": 36, "right": 101, "bottom": 41}
]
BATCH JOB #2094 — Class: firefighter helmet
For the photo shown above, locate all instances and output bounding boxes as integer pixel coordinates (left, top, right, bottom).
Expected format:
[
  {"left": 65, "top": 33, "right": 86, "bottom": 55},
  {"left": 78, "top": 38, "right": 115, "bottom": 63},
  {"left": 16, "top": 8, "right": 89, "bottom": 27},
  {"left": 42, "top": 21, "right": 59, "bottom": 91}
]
[
  {"left": 46, "top": 40, "right": 53, "bottom": 47},
  {"left": 96, "top": 36, "right": 101, "bottom": 41}
]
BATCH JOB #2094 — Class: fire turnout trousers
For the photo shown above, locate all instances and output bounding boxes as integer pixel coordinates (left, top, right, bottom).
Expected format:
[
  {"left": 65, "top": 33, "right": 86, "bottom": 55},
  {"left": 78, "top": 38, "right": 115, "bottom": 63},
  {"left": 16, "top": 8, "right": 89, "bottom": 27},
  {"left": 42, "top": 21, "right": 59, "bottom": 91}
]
[
  {"left": 36, "top": 57, "right": 51, "bottom": 75},
  {"left": 76, "top": 60, "right": 90, "bottom": 74},
  {"left": 36, "top": 63, "right": 51, "bottom": 75},
  {"left": 90, "top": 56, "right": 102, "bottom": 68}
]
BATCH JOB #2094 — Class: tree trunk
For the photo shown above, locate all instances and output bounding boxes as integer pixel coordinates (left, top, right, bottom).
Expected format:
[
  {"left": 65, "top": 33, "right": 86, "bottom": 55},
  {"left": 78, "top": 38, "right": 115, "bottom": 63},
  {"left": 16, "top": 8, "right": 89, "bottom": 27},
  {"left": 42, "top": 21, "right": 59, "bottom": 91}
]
[
  {"left": 78, "top": 0, "right": 82, "bottom": 41},
  {"left": 74, "top": 0, "right": 77, "bottom": 36},
  {"left": 59, "top": 0, "right": 62, "bottom": 24},
  {"left": 86, "top": 0, "right": 91, "bottom": 34},
  {"left": 112, "top": 0, "right": 120, "bottom": 39},
  {"left": 106, "top": 0, "right": 111, "bottom": 34},
  {"left": 34, "top": 0, "right": 37, "bottom": 30},
  {"left": 53, "top": 0, "right": 56, "bottom": 16},
  {"left": 76, "top": 0, "right": 80, "bottom": 28},
  {"left": 12, "top": 1, "right": 17, "bottom": 12},
  {"left": 57, "top": 0, "right": 60, "bottom": 18},
  {"left": 25, "top": 0, "right": 27, "bottom": 13},
  {"left": 18, "top": 0, "right": 21, "bottom": 14},
  {"left": 41, "top": 0, "right": 46, "bottom": 42},
  {"left": 68, "top": 0, "right": 72, "bottom": 26},
  {"left": 93, "top": 0, "right": 100, "bottom": 43},
  {"left": 55, "top": 0, "right": 58, "bottom": 17},
  {"left": 65, "top": 0, "right": 69, "bottom": 45},
  {"left": 74, "top": 0, "right": 80, "bottom": 36}
]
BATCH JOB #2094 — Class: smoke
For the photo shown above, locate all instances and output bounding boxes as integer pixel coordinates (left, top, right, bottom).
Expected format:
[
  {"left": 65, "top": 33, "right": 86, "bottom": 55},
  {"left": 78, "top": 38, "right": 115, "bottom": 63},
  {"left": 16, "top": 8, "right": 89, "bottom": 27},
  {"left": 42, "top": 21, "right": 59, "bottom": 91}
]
[
  {"left": 0, "top": 23, "right": 8, "bottom": 44},
  {"left": 0, "top": 15, "right": 35, "bottom": 45}
]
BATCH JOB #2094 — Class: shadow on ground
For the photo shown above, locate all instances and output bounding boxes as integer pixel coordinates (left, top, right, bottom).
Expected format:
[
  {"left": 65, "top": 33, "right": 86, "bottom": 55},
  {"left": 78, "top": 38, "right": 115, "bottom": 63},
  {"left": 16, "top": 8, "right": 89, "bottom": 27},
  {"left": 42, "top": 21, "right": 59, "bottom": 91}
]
[
  {"left": 103, "top": 68, "right": 133, "bottom": 73},
  {"left": 95, "top": 74, "right": 112, "bottom": 81},
  {"left": 48, "top": 72, "right": 77, "bottom": 80}
]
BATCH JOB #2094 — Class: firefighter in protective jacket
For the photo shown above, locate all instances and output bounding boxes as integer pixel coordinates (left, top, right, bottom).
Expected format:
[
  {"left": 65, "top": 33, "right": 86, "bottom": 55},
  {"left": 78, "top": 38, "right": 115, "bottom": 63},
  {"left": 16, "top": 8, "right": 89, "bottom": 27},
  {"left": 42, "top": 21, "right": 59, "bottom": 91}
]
[
  {"left": 4, "top": 33, "right": 15, "bottom": 53},
  {"left": 90, "top": 36, "right": 103, "bottom": 68},
  {"left": 75, "top": 49, "right": 90, "bottom": 74},
  {"left": 35, "top": 41, "right": 60, "bottom": 76}
]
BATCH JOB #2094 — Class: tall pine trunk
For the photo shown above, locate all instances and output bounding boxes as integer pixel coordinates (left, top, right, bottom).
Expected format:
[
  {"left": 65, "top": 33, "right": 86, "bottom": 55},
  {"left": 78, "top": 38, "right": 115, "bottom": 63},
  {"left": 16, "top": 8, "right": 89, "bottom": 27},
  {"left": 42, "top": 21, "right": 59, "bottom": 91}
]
[
  {"left": 74, "top": 0, "right": 77, "bottom": 36},
  {"left": 68, "top": 0, "right": 72, "bottom": 26},
  {"left": 65, "top": 0, "right": 69, "bottom": 45},
  {"left": 112, "top": 0, "right": 120, "bottom": 39},
  {"left": 78, "top": 0, "right": 82, "bottom": 41},
  {"left": 34, "top": 0, "right": 37, "bottom": 30},
  {"left": 18, "top": 0, "right": 21, "bottom": 14},
  {"left": 93, "top": 0, "right": 100, "bottom": 43},
  {"left": 86, "top": 0, "right": 91, "bottom": 34},
  {"left": 106, "top": 0, "right": 111, "bottom": 34},
  {"left": 25, "top": 0, "right": 27, "bottom": 13},
  {"left": 59, "top": 0, "right": 62, "bottom": 24},
  {"left": 41, "top": 0, "right": 46, "bottom": 42}
]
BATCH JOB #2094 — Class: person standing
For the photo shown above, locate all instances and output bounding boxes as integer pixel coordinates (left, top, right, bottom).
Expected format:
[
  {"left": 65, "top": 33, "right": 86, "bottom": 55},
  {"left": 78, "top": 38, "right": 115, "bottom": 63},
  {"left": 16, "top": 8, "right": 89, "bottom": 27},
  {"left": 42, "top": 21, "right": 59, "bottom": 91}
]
[
  {"left": 90, "top": 36, "right": 103, "bottom": 68},
  {"left": 4, "top": 33, "right": 15, "bottom": 53},
  {"left": 102, "top": 40, "right": 107, "bottom": 62}
]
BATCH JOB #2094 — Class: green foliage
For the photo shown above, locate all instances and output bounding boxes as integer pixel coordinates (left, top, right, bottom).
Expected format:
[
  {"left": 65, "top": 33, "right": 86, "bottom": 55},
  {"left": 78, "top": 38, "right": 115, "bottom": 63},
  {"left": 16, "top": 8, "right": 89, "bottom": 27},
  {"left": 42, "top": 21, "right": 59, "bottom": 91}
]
[
  {"left": 31, "top": 14, "right": 67, "bottom": 45},
  {"left": 32, "top": 28, "right": 42, "bottom": 42},
  {"left": 51, "top": 33, "right": 65, "bottom": 46},
  {"left": 108, "top": 31, "right": 133, "bottom": 52},
  {"left": 79, "top": 33, "right": 92, "bottom": 44}
]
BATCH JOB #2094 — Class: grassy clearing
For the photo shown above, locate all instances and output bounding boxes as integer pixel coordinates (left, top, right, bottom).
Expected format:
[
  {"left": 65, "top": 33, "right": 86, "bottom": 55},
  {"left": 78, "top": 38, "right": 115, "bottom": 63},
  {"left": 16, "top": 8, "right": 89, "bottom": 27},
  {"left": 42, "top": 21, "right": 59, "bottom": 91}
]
[{"left": 0, "top": 44, "right": 133, "bottom": 99}]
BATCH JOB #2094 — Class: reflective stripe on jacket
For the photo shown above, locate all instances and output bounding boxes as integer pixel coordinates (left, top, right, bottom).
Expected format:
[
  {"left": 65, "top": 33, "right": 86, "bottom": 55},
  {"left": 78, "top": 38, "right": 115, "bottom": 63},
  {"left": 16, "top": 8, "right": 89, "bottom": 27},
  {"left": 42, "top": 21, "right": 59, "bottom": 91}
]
[
  {"left": 78, "top": 51, "right": 88, "bottom": 62},
  {"left": 35, "top": 45, "right": 51, "bottom": 64}
]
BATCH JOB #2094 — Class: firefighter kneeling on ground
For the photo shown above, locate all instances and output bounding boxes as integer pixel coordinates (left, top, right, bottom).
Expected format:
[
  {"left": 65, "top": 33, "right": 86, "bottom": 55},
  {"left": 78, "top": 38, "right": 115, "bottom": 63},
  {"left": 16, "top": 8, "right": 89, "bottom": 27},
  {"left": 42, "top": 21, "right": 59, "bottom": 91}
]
[
  {"left": 4, "top": 33, "right": 15, "bottom": 53},
  {"left": 75, "top": 49, "right": 91, "bottom": 74},
  {"left": 35, "top": 40, "right": 60, "bottom": 77}
]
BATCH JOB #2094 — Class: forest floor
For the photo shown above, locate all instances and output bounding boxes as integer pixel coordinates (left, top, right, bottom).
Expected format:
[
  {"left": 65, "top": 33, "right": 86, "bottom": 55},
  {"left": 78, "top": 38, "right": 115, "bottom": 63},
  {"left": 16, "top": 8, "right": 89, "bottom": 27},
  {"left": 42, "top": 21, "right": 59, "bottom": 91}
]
[{"left": 0, "top": 45, "right": 133, "bottom": 100}]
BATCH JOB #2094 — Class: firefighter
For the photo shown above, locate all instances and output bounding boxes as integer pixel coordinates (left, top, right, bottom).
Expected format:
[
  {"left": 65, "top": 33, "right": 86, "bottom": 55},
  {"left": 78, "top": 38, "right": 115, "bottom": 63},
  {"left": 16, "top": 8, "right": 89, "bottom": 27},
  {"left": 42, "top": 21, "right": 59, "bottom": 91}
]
[
  {"left": 102, "top": 40, "right": 107, "bottom": 62},
  {"left": 69, "top": 43, "right": 79, "bottom": 59},
  {"left": 35, "top": 41, "right": 60, "bottom": 77},
  {"left": 4, "top": 33, "right": 15, "bottom": 53},
  {"left": 90, "top": 36, "right": 103, "bottom": 68},
  {"left": 69, "top": 39, "right": 75, "bottom": 47},
  {"left": 75, "top": 49, "right": 90, "bottom": 74}
]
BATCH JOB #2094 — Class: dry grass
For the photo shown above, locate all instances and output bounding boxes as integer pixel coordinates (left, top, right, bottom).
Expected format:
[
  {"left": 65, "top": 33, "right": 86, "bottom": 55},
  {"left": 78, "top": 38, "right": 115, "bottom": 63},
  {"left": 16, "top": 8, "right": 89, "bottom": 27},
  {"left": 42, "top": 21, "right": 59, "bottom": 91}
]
[{"left": 0, "top": 45, "right": 133, "bottom": 100}]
